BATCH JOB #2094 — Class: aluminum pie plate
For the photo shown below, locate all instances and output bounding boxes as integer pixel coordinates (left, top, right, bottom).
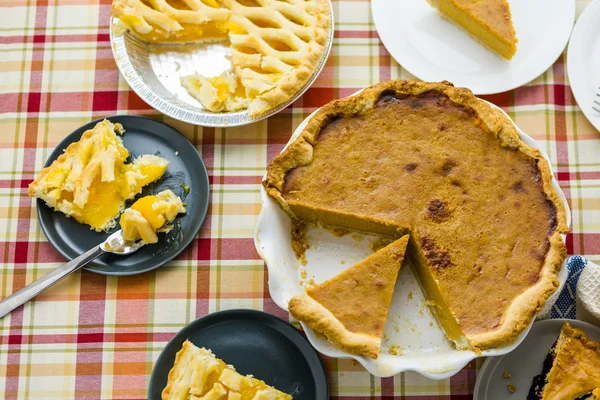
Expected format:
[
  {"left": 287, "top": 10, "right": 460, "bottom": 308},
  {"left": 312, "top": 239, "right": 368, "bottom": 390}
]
[
  {"left": 109, "top": 5, "right": 334, "bottom": 128},
  {"left": 254, "top": 96, "right": 572, "bottom": 379}
]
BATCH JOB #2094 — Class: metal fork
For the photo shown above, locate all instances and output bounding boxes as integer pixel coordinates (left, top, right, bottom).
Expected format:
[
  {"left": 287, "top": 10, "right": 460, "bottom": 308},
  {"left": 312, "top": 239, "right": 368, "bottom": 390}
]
[
  {"left": 0, "top": 230, "right": 145, "bottom": 319},
  {"left": 594, "top": 87, "right": 600, "bottom": 113}
]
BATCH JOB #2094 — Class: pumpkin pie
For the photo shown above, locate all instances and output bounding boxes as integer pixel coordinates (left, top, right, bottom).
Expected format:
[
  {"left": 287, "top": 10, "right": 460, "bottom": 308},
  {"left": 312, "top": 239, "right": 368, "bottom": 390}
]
[
  {"left": 427, "top": 0, "right": 518, "bottom": 60},
  {"left": 264, "top": 80, "right": 568, "bottom": 351},
  {"left": 289, "top": 235, "right": 409, "bottom": 359},
  {"left": 120, "top": 189, "right": 186, "bottom": 244},
  {"left": 162, "top": 340, "right": 292, "bottom": 400},
  {"left": 528, "top": 322, "right": 600, "bottom": 400},
  {"left": 111, "top": 0, "right": 331, "bottom": 116},
  {"left": 28, "top": 119, "right": 168, "bottom": 232}
]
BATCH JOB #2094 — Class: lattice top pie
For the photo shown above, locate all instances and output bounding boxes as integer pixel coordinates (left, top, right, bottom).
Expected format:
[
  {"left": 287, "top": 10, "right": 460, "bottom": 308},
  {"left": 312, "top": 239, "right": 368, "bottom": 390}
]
[
  {"left": 162, "top": 340, "right": 292, "bottom": 400},
  {"left": 28, "top": 120, "right": 168, "bottom": 232},
  {"left": 111, "top": 0, "right": 331, "bottom": 117}
]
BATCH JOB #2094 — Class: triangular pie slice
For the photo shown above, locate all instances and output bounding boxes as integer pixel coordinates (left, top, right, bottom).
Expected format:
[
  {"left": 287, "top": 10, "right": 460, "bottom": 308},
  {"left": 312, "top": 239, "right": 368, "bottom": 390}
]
[
  {"left": 427, "top": 0, "right": 517, "bottom": 60},
  {"left": 288, "top": 235, "right": 409, "bottom": 359},
  {"left": 28, "top": 119, "right": 169, "bottom": 232},
  {"left": 528, "top": 322, "right": 600, "bottom": 400},
  {"left": 163, "top": 340, "right": 292, "bottom": 400}
]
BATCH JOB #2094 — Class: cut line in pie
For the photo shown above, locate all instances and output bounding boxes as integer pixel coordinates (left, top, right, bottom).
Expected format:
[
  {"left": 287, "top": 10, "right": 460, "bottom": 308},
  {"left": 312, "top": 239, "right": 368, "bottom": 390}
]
[
  {"left": 111, "top": 0, "right": 332, "bottom": 117},
  {"left": 264, "top": 80, "right": 569, "bottom": 352}
]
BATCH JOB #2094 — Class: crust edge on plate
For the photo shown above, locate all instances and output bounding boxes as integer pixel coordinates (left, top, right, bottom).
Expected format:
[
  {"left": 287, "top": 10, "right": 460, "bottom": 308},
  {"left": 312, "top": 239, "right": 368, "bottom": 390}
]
[
  {"left": 289, "top": 294, "right": 382, "bottom": 359},
  {"left": 264, "top": 80, "right": 569, "bottom": 351}
]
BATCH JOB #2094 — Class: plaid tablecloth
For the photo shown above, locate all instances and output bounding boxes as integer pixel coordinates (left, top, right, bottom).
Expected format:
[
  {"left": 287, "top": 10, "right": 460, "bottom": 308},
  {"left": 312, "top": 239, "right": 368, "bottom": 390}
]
[{"left": 0, "top": 0, "right": 598, "bottom": 398}]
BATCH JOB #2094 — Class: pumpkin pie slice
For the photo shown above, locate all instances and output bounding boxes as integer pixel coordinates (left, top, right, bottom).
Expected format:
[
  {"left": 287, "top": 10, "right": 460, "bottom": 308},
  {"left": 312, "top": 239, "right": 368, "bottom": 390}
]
[
  {"left": 265, "top": 80, "right": 568, "bottom": 351},
  {"left": 288, "top": 235, "right": 409, "bottom": 359},
  {"left": 427, "top": 0, "right": 518, "bottom": 60},
  {"left": 528, "top": 322, "right": 600, "bottom": 400}
]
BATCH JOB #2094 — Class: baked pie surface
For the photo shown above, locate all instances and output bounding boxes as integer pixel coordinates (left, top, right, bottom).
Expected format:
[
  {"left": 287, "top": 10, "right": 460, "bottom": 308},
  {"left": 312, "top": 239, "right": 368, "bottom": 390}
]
[
  {"left": 427, "top": 0, "right": 518, "bottom": 60},
  {"left": 28, "top": 120, "right": 168, "bottom": 232},
  {"left": 528, "top": 322, "right": 600, "bottom": 400},
  {"left": 111, "top": 0, "right": 331, "bottom": 117},
  {"left": 264, "top": 80, "right": 568, "bottom": 350},
  {"left": 289, "top": 235, "right": 409, "bottom": 359},
  {"left": 163, "top": 340, "right": 291, "bottom": 400}
]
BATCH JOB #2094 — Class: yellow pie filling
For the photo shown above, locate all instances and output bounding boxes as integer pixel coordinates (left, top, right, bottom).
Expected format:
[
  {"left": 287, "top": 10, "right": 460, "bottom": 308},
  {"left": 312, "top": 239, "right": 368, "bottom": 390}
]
[{"left": 120, "top": 189, "right": 185, "bottom": 243}]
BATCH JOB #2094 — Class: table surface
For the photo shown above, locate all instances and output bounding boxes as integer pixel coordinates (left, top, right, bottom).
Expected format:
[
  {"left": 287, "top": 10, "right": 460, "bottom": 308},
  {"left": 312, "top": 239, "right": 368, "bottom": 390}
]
[{"left": 1, "top": 0, "right": 598, "bottom": 398}]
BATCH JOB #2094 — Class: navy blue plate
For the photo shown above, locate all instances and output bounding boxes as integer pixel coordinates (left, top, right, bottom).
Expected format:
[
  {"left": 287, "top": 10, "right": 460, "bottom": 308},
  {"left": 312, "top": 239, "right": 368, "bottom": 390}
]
[
  {"left": 36, "top": 115, "right": 209, "bottom": 276},
  {"left": 148, "top": 309, "right": 329, "bottom": 399}
]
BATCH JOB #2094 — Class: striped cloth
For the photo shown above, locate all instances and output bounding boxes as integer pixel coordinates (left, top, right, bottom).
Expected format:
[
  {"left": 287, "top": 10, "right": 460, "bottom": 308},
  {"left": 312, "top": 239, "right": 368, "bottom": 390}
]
[{"left": 0, "top": 0, "right": 598, "bottom": 398}]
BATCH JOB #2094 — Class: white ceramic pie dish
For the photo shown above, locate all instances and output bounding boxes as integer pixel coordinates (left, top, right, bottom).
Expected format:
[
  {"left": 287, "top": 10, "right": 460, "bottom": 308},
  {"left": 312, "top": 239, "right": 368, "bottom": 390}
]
[
  {"left": 254, "top": 94, "right": 572, "bottom": 379},
  {"left": 109, "top": 2, "right": 334, "bottom": 128}
]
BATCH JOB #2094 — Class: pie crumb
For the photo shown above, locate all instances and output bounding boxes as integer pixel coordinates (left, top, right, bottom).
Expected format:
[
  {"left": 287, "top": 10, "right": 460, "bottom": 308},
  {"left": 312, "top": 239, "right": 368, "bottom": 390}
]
[
  {"left": 300, "top": 270, "right": 307, "bottom": 279},
  {"left": 503, "top": 371, "right": 511, "bottom": 379},
  {"left": 429, "top": 322, "right": 433, "bottom": 327},
  {"left": 407, "top": 292, "right": 413, "bottom": 300},
  {"left": 340, "top": 260, "right": 345, "bottom": 264},
  {"left": 507, "top": 383, "right": 516, "bottom": 393},
  {"left": 388, "top": 345, "right": 402, "bottom": 355},
  {"left": 351, "top": 234, "right": 363, "bottom": 242}
]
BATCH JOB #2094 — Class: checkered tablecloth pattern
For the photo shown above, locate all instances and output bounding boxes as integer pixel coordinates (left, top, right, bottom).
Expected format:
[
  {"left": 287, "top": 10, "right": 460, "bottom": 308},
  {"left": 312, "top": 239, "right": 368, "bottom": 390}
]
[{"left": 0, "top": 0, "right": 598, "bottom": 398}]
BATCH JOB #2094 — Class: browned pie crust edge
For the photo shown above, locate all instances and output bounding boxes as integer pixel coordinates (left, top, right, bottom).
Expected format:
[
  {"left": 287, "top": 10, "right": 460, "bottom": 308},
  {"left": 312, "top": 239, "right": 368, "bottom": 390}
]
[{"left": 263, "top": 80, "right": 569, "bottom": 350}]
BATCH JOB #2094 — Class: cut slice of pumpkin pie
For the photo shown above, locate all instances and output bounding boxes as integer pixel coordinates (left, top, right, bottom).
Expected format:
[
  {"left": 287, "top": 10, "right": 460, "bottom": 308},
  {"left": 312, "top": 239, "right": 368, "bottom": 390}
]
[{"left": 288, "top": 235, "right": 409, "bottom": 359}]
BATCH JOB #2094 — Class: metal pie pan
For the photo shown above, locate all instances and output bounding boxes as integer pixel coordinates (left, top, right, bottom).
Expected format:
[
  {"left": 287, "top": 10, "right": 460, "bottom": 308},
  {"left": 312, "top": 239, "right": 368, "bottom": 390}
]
[{"left": 109, "top": 3, "right": 334, "bottom": 127}]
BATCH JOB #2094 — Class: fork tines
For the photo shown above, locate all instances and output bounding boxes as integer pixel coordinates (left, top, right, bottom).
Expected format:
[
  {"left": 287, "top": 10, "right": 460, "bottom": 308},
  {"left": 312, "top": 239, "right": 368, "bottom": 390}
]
[{"left": 594, "top": 87, "right": 600, "bottom": 113}]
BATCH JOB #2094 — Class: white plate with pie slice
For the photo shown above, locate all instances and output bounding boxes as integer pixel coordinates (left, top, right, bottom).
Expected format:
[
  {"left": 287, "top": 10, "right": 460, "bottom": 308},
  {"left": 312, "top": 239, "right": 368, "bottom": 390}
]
[
  {"left": 371, "top": 0, "right": 575, "bottom": 95},
  {"left": 473, "top": 319, "right": 600, "bottom": 400},
  {"left": 567, "top": 0, "right": 600, "bottom": 133},
  {"left": 254, "top": 97, "right": 571, "bottom": 379},
  {"left": 110, "top": 1, "right": 334, "bottom": 127}
]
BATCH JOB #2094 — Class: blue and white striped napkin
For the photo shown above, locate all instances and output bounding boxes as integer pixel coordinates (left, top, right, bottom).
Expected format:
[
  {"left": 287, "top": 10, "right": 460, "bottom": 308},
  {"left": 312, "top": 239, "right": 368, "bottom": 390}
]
[{"left": 539, "top": 256, "right": 600, "bottom": 326}]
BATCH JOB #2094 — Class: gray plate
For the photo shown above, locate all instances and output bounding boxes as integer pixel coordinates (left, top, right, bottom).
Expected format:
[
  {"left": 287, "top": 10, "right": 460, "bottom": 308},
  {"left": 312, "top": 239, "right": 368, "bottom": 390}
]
[
  {"left": 148, "top": 309, "right": 328, "bottom": 400},
  {"left": 36, "top": 115, "right": 210, "bottom": 276},
  {"left": 109, "top": 3, "right": 334, "bottom": 128},
  {"left": 474, "top": 319, "right": 600, "bottom": 399}
]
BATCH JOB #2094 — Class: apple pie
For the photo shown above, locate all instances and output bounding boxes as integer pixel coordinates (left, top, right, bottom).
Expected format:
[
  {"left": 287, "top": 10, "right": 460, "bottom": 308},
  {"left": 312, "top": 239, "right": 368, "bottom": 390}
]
[
  {"left": 28, "top": 119, "right": 169, "bottom": 232},
  {"left": 162, "top": 340, "right": 292, "bottom": 400},
  {"left": 120, "top": 189, "right": 186, "bottom": 243},
  {"left": 111, "top": 0, "right": 332, "bottom": 117}
]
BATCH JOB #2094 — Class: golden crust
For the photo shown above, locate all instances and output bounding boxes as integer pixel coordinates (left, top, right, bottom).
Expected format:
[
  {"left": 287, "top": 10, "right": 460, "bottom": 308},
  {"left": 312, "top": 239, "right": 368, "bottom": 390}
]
[
  {"left": 246, "top": 0, "right": 331, "bottom": 118},
  {"left": 541, "top": 322, "right": 600, "bottom": 400},
  {"left": 289, "top": 294, "right": 382, "bottom": 359},
  {"left": 264, "top": 80, "right": 569, "bottom": 350}
]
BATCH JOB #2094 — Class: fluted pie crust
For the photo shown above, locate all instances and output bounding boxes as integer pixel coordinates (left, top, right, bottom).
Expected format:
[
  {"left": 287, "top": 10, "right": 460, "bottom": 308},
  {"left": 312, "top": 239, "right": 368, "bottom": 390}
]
[{"left": 264, "top": 80, "right": 568, "bottom": 351}]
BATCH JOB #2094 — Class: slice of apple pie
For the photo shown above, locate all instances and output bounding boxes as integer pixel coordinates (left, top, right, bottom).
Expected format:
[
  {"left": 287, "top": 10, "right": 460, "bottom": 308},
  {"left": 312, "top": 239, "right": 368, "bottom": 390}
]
[
  {"left": 162, "top": 340, "right": 292, "bottom": 400},
  {"left": 111, "top": 0, "right": 331, "bottom": 117},
  {"left": 28, "top": 119, "right": 168, "bottom": 232}
]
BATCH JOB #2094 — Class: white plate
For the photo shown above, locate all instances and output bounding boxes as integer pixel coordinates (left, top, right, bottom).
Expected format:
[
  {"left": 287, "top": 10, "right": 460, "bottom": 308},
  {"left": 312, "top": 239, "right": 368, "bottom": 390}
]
[
  {"left": 567, "top": 0, "right": 600, "bottom": 133},
  {"left": 254, "top": 96, "right": 572, "bottom": 379},
  {"left": 474, "top": 319, "right": 600, "bottom": 399},
  {"left": 371, "top": 0, "right": 575, "bottom": 95}
]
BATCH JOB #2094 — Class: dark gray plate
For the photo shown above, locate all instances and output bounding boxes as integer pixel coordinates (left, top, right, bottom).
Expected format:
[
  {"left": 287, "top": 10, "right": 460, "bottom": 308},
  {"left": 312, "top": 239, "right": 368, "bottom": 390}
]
[
  {"left": 148, "top": 309, "right": 329, "bottom": 400},
  {"left": 36, "top": 115, "right": 209, "bottom": 276},
  {"left": 474, "top": 318, "right": 600, "bottom": 399}
]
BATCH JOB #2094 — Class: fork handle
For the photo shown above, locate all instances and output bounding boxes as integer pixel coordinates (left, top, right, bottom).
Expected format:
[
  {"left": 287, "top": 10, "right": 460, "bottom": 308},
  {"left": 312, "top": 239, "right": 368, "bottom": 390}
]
[{"left": 0, "top": 245, "right": 105, "bottom": 319}]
